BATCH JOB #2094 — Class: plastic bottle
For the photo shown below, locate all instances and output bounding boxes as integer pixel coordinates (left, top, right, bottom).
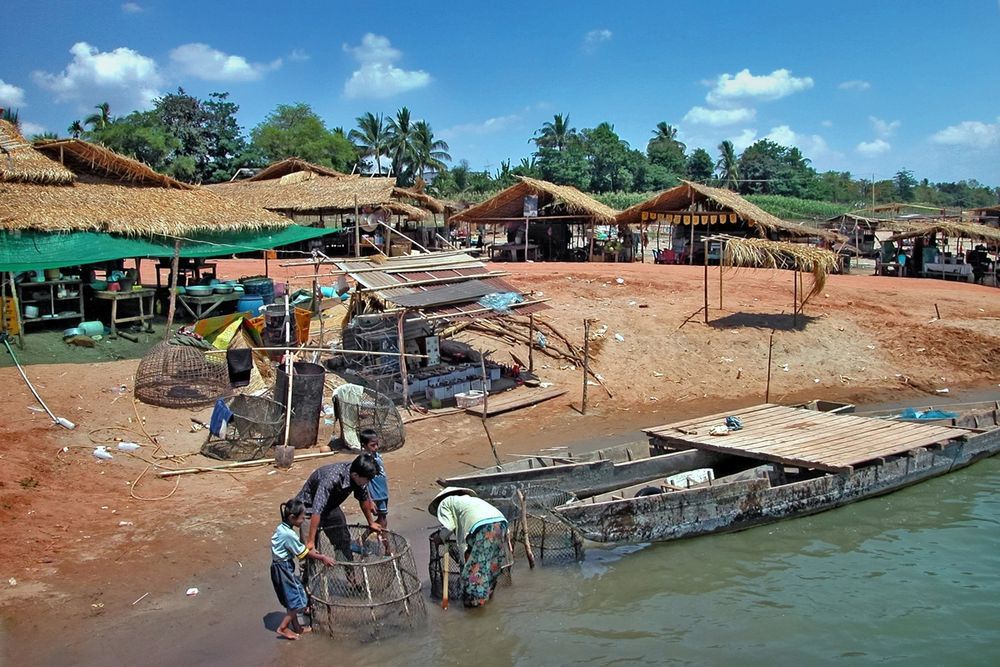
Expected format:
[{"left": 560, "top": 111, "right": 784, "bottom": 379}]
[
  {"left": 92, "top": 447, "right": 113, "bottom": 460},
  {"left": 55, "top": 417, "right": 76, "bottom": 430},
  {"left": 117, "top": 442, "right": 140, "bottom": 452}
]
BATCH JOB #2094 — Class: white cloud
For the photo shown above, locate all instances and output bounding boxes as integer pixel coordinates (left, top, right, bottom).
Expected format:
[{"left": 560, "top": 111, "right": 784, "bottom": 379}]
[
  {"left": 442, "top": 114, "right": 521, "bottom": 137},
  {"left": 32, "top": 42, "right": 161, "bottom": 111},
  {"left": 728, "top": 129, "right": 758, "bottom": 152},
  {"left": 343, "top": 34, "right": 430, "bottom": 99},
  {"left": 683, "top": 106, "right": 755, "bottom": 126},
  {"left": 20, "top": 121, "right": 46, "bottom": 136},
  {"left": 857, "top": 139, "right": 891, "bottom": 157},
  {"left": 706, "top": 68, "right": 813, "bottom": 106},
  {"left": 170, "top": 43, "right": 280, "bottom": 82},
  {"left": 583, "top": 29, "right": 612, "bottom": 52},
  {"left": 838, "top": 79, "right": 870, "bottom": 91},
  {"left": 764, "top": 125, "right": 832, "bottom": 157},
  {"left": 930, "top": 118, "right": 1000, "bottom": 148},
  {"left": 121, "top": 2, "right": 142, "bottom": 13},
  {"left": 870, "top": 116, "right": 900, "bottom": 138},
  {"left": 288, "top": 48, "right": 309, "bottom": 62},
  {"left": 0, "top": 79, "right": 26, "bottom": 108},
  {"left": 820, "top": 120, "right": 833, "bottom": 127}
]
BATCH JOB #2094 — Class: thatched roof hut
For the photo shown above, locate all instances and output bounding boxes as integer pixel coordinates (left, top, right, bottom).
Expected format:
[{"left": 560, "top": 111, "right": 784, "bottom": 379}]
[
  {"left": 0, "top": 120, "right": 75, "bottom": 185},
  {"left": 617, "top": 181, "right": 841, "bottom": 242},
  {"left": 207, "top": 172, "right": 429, "bottom": 221},
  {"left": 887, "top": 220, "right": 1000, "bottom": 244},
  {"left": 35, "top": 138, "right": 193, "bottom": 189},
  {"left": 450, "top": 176, "right": 618, "bottom": 224},
  {"left": 245, "top": 157, "right": 345, "bottom": 181}
]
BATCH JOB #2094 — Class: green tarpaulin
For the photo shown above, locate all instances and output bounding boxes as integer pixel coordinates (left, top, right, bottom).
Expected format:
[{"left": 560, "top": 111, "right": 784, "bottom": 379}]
[{"left": 0, "top": 226, "right": 339, "bottom": 273}]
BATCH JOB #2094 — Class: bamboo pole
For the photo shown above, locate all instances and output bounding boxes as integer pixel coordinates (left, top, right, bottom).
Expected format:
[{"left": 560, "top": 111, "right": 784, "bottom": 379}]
[
  {"left": 441, "top": 549, "right": 450, "bottom": 610},
  {"left": 792, "top": 269, "right": 799, "bottom": 328},
  {"left": 158, "top": 449, "right": 341, "bottom": 478},
  {"left": 202, "top": 347, "right": 427, "bottom": 358},
  {"left": 582, "top": 319, "right": 591, "bottom": 414},
  {"left": 517, "top": 489, "right": 536, "bottom": 569},
  {"left": 703, "top": 239, "right": 709, "bottom": 324},
  {"left": 163, "top": 240, "right": 181, "bottom": 341},
  {"left": 527, "top": 313, "right": 535, "bottom": 373},
  {"left": 765, "top": 329, "right": 775, "bottom": 402},
  {"left": 354, "top": 196, "right": 361, "bottom": 258},
  {"left": 397, "top": 309, "right": 410, "bottom": 412},
  {"left": 479, "top": 353, "right": 501, "bottom": 467},
  {"left": 379, "top": 220, "right": 431, "bottom": 254}
]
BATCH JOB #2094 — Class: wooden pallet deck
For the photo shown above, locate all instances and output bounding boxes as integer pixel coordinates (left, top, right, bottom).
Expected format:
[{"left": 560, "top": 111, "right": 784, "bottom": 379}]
[
  {"left": 643, "top": 404, "right": 971, "bottom": 473},
  {"left": 465, "top": 387, "right": 567, "bottom": 417}
]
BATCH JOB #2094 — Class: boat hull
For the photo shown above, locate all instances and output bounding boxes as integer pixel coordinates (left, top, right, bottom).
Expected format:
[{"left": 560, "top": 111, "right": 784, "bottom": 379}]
[{"left": 555, "top": 421, "right": 1000, "bottom": 544}]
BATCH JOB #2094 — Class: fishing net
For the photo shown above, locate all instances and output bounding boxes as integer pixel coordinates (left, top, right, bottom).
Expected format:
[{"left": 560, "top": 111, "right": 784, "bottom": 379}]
[
  {"left": 306, "top": 526, "right": 426, "bottom": 642},
  {"left": 491, "top": 485, "right": 585, "bottom": 564},
  {"left": 200, "top": 395, "right": 284, "bottom": 461},
  {"left": 134, "top": 341, "right": 230, "bottom": 409},
  {"left": 332, "top": 383, "right": 405, "bottom": 452},
  {"left": 427, "top": 528, "right": 513, "bottom": 603}
]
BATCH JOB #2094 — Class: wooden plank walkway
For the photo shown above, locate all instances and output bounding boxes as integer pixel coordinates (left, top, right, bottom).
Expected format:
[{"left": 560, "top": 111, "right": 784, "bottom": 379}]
[
  {"left": 644, "top": 404, "right": 970, "bottom": 473},
  {"left": 465, "top": 387, "right": 567, "bottom": 417}
]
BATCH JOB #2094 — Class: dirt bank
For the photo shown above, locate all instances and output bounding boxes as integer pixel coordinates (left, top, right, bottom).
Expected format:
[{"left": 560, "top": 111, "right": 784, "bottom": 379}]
[{"left": 1, "top": 261, "right": 998, "bottom": 664}]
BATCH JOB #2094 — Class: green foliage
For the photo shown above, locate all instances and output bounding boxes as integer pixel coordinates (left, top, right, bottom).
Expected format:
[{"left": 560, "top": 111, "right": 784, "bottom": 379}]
[
  {"left": 894, "top": 168, "right": 917, "bottom": 202},
  {"left": 1, "top": 108, "right": 19, "bottom": 129},
  {"left": 745, "top": 194, "right": 852, "bottom": 220},
  {"left": 737, "top": 140, "right": 815, "bottom": 197},
  {"left": 716, "top": 140, "right": 739, "bottom": 189},
  {"left": 85, "top": 103, "right": 111, "bottom": 130},
  {"left": 582, "top": 122, "right": 633, "bottom": 192},
  {"left": 686, "top": 148, "right": 715, "bottom": 183},
  {"left": 349, "top": 111, "right": 388, "bottom": 175},
  {"left": 250, "top": 103, "right": 356, "bottom": 172},
  {"left": 594, "top": 191, "right": 656, "bottom": 210},
  {"left": 89, "top": 110, "right": 181, "bottom": 172},
  {"left": 532, "top": 113, "right": 576, "bottom": 151},
  {"left": 646, "top": 122, "right": 687, "bottom": 176},
  {"left": 536, "top": 145, "right": 591, "bottom": 190}
]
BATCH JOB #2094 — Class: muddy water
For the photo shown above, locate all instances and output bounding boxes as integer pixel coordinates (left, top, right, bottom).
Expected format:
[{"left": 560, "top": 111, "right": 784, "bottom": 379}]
[{"left": 11, "top": 391, "right": 1000, "bottom": 666}]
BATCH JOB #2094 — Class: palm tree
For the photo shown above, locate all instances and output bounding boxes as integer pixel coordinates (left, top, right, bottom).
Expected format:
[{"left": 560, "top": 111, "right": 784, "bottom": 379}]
[
  {"left": 31, "top": 131, "right": 59, "bottom": 142},
  {"left": 84, "top": 102, "right": 111, "bottom": 130},
  {"left": 532, "top": 113, "right": 575, "bottom": 151},
  {"left": 652, "top": 121, "right": 678, "bottom": 142},
  {"left": 1, "top": 108, "right": 19, "bottom": 129},
  {"left": 349, "top": 112, "right": 389, "bottom": 175},
  {"left": 411, "top": 120, "right": 451, "bottom": 181},
  {"left": 386, "top": 107, "right": 415, "bottom": 182},
  {"left": 716, "top": 140, "right": 740, "bottom": 190},
  {"left": 67, "top": 120, "right": 85, "bottom": 138}
]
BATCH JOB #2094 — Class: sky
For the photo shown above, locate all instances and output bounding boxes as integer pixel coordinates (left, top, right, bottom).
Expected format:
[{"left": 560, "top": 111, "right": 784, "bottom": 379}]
[{"left": 2, "top": 1, "right": 999, "bottom": 186}]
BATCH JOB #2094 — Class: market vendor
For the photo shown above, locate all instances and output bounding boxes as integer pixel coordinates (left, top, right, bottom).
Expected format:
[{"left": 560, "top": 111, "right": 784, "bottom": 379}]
[{"left": 429, "top": 487, "right": 508, "bottom": 608}]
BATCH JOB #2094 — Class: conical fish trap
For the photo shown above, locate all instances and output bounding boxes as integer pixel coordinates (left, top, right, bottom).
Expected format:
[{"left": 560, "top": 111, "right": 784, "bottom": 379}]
[
  {"left": 306, "top": 526, "right": 426, "bottom": 642},
  {"left": 200, "top": 395, "right": 283, "bottom": 461},
  {"left": 335, "top": 385, "right": 405, "bottom": 452},
  {"left": 134, "top": 341, "right": 230, "bottom": 409},
  {"left": 427, "top": 529, "right": 513, "bottom": 602}
]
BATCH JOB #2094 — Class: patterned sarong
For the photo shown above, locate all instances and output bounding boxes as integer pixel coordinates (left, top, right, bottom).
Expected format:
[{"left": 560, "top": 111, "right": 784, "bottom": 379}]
[{"left": 462, "top": 521, "right": 507, "bottom": 607}]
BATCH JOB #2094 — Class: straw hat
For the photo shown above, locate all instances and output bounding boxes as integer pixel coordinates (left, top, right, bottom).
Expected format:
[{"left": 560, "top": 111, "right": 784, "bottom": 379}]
[{"left": 428, "top": 487, "right": 477, "bottom": 516}]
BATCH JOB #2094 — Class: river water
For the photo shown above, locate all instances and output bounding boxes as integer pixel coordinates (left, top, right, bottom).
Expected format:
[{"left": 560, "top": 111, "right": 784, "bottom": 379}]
[{"left": 294, "top": 455, "right": 1000, "bottom": 666}]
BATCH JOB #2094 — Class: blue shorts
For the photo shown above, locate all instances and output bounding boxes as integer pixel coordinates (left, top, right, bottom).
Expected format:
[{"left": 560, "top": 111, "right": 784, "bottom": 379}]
[
  {"left": 270, "top": 559, "right": 307, "bottom": 611},
  {"left": 372, "top": 498, "right": 389, "bottom": 516}
]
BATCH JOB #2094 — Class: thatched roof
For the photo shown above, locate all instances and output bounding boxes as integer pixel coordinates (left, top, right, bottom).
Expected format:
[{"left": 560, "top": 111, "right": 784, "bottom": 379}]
[
  {"left": 393, "top": 186, "right": 448, "bottom": 214},
  {"left": 618, "top": 181, "right": 841, "bottom": 242},
  {"left": 34, "top": 139, "right": 193, "bottom": 189},
  {"left": 0, "top": 120, "right": 75, "bottom": 185},
  {"left": 0, "top": 181, "right": 292, "bottom": 235},
  {"left": 206, "top": 173, "right": 430, "bottom": 220},
  {"left": 450, "top": 176, "right": 619, "bottom": 224},
  {"left": 888, "top": 220, "right": 1000, "bottom": 244},
  {"left": 246, "top": 157, "right": 345, "bottom": 182}
]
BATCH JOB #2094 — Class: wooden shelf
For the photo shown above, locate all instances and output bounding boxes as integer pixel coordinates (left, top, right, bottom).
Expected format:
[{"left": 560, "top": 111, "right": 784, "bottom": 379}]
[{"left": 22, "top": 312, "right": 82, "bottom": 324}]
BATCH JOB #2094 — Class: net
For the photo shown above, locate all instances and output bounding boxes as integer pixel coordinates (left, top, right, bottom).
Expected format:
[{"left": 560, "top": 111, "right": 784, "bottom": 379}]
[
  {"left": 306, "top": 526, "right": 426, "bottom": 642},
  {"left": 332, "top": 384, "right": 405, "bottom": 452},
  {"left": 427, "top": 529, "right": 513, "bottom": 602},
  {"left": 200, "top": 395, "right": 284, "bottom": 461},
  {"left": 134, "top": 341, "right": 230, "bottom": 409},
  {"left": 491, "top": 485, "right": 585, "bottom": 564}
]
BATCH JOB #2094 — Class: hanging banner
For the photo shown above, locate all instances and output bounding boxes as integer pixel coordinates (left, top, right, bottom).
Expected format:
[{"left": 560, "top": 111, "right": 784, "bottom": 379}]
[{"left": 523, "top": 195, "right": 539, "bottom": 217}]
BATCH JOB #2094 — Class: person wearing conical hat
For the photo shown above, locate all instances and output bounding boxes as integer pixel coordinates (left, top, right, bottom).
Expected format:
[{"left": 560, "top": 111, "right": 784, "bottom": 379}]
[{"left": 428, "top": 487, "right": 508, "bottom": 608}]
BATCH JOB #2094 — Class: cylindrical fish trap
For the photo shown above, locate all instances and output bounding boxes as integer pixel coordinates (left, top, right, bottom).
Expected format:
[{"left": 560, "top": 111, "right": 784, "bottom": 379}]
[
  {"left": 498, "top": 485, "right": 585, "bottom": 563},
  {"left": 306, "top": 526, "right": 426, "bottom": 642},
  {"left": 428, "top": 529, "right": 513, "bottom": 602}
]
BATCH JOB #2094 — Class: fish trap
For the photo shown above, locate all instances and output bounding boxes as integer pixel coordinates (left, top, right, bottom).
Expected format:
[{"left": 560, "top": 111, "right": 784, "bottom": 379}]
[
  {"left": 427, "top": 529, "right": 513, "bottom": 602},
  {"left": 200, "top": 395, "right": 283, "bottom": 461},
  {"left": 494, "top": 485, "right": 585, "bottom": 564},
  {"left": 134, "top": 341, "right": 230, "bottom": 409},
  {"left": 306, "top": 526, "right": 426, "bottom": 642},
  {"left": 334, "top": 385, "right": 405, "bottom": 453}
]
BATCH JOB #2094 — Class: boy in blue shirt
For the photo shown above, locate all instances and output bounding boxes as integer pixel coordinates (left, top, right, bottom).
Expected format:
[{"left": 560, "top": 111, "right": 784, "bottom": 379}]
[{"left": 360, "top": 429, "right": 389, "bottom": 529}]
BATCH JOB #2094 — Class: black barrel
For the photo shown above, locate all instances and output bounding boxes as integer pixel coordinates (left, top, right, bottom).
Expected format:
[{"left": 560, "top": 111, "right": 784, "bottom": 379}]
[{"left": 275, "top": 361, "right": 325, "bottom": 448}]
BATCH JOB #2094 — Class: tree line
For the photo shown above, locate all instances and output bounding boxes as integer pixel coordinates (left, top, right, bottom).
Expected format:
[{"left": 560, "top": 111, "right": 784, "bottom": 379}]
[{"left": 11, "top": 89, "right": 998, "bottom": 209}]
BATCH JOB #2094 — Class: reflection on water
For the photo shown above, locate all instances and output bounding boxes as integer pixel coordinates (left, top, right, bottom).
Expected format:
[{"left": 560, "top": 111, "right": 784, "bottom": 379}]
[{"left": 293, "top": 458, "right": 1000, "bottom": 666}]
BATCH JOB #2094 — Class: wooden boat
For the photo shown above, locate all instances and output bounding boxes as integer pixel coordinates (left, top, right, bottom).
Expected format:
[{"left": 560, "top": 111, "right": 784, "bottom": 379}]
[
  {"left": 554, "top": 403, "right": 1000, "bottom": 544},
  {"left": 437, "top": 401, "right": 855, "bottom": 500}
]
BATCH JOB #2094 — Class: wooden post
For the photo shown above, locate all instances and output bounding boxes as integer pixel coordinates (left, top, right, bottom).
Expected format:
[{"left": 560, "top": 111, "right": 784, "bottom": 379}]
[
  {"left": 765, "top": 329, "right": 775, "bottom": 402},
  {"left": 588, "top": 222, "right": 595, "bottom": 262},
  {"left": 688, "top": 219, "right": 695, "bottom": 265},
  {"left": 354, "top": 195, "right": 361, "bottom": 258},
  {"left": 703, "top": 239, "right": 709, "bottom": 324},
  {"left": 527, "top": 313, "right": 535, "bottom": 373},
  {"left": 163, "top": 240, "right": 181, "bottom": 340},
  {"left": 479, "top": 353, "right": 501, "bottom": 467},
  {"left": 582, "top": 319, "right": 591, "bottom": 415},
  {"left": 517, "top": 488, "right": 536, "bottom": 569},
  {"left": 397, "top": 310, "right": 410, "bottom": 412},
  {"left": 524, "top": 216, "right": 529, "bottom": 262},
  {"left": 792, "top": 269, "right": 799, "bottom": 328}
]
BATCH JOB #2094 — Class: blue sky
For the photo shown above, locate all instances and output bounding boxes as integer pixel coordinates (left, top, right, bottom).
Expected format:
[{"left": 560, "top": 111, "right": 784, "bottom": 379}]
[{"left": 2, "top": 1, "right": 999, "bottom": 186}]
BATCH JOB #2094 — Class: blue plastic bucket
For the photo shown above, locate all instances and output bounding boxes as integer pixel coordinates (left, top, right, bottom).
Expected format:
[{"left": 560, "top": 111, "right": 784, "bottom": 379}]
[
  {"left": 235, "top": 295, "right": 265, "bottom": 315},
  {"left": 241, "top": 277, "right": 274, "bottom": 304}
]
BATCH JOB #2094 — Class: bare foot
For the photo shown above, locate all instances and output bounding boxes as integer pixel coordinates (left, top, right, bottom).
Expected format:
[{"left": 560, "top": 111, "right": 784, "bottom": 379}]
[
  {"left": 299, "top": 626, "right": 313, "bottom": 634},
  {"left": 277, "top": 628, "right": 300, "bottom": 641}
]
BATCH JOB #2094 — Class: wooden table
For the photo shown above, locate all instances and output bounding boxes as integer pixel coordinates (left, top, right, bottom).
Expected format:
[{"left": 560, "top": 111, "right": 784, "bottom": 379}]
[
  {"left": 92, "top": 288, "right": 155, "bottom": 338},
  {"left": 178, "top": 292, "right": 241, "bottom": 320},
  {"left": 155, "top": 258, "right": 218, "bottom": 288},
  {"left": 488, "top": 242, "right": 538, "bottom": 262}
]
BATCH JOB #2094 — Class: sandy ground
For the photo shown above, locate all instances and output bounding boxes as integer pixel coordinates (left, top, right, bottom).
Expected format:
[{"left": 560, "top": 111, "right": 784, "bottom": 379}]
[{"left": 1, "top": 259, "right": 998, "bottom": 664}]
